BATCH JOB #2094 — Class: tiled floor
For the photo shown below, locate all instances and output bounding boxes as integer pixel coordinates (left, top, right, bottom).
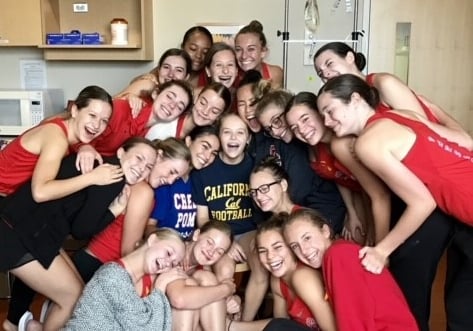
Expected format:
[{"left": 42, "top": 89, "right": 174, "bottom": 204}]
[{"left": 0, "top": 256, "right": 447, "bottom": 330}]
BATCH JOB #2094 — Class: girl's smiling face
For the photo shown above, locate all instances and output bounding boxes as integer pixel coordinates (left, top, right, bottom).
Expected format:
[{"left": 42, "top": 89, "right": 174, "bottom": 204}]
[
  {"left": 192, "top": 89, "right": 226, "bottom": 126},
  {"left": 234, "top": 32, "right": 266, "bottom": 72},
  {"left": 183, "top": 31, "right": 212, "bottom": 72},
  {"left": 118, "top": 142, "right": 157, "bottom": 185},
  {"left": 152, "top": 84, "right": 190, "bottom": 123},
  {"left": 206, "top": 49, "right": 238, "bottom": 88},
  {"left": 72, "top": 99, "right": 112, "bottom": 143},
  {"left": 285, "top": 103, "right": 326, "bottom": 146},
  {"left": 192, "top": 228, "right": 232, "bottom": 266},
  {"left": 257, "top": 229, "right": 295, "bottom": 278},
  {"left": 283, "top": 217, "right": 332, "bottom": 269},
  {"left": 218, "top": 114, "right": 250, "bottom": 165},
  {"left": 236, "top": 84, "right": 261, "bottom": 133},
  {"left": 158, "top": 55, "right": 189, "bottom": 84},
  {"left": 145, "top": 237, "right": 185, "bottom": 274},
  {"left": 186, "top": 133, "right": 220, "bottom": 170},
  {"left": 314, "top": 49, "right": 354, "bottom": 82}
]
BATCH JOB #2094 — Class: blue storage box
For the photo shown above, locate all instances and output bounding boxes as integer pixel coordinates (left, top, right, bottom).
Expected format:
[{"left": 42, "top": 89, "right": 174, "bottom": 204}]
[
  {"left": 82, "top": 33, "right": 101, "bottom": 45},
  {"left": 46, "top": 33, "right": 65, "bottom": 45},
  {"left": 63, "top": 31, "right": 82, "bottom": 44}
]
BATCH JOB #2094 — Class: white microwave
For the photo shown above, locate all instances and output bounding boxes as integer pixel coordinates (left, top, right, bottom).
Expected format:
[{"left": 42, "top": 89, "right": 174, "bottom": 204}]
[{"left": 0, "top": 89, "right": 64, "bottom": 136}]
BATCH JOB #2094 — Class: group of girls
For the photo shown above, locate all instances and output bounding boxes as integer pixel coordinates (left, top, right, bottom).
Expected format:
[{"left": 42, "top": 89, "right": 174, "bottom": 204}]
[{"left": 0, "top": 16, "right": 471, "bottom": 331}]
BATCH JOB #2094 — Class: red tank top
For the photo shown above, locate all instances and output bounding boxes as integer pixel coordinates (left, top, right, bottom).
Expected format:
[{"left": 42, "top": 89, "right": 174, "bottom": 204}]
[
  {"left": 365, "top": 73, "right": 439, "bottom": 123},
  {"left": 310, "top": 143, "right": 361, "bottom": 191},
  {"left": 280, "top": 272, "right": 320, "bottom": 330},
  {"left": 88, "top": 214, "right": 125, "bottom": 263},
  {"left": 366, "top": 112, "right": 473, "bottom": 224},
  {"left": 116, "top": 259, "right": 153, "bottom": 298},
  {"left": 175, "top": 113, "right": 187, "bottom": 138},
  {"left": 0, "top": 118, "right": 68, "bottom": 195},
  {"left": 197, "top": 70, "right": 209, "bottom": 87},
  {"left": 91, "top": 98, "right": 153, "bottom": 156}
]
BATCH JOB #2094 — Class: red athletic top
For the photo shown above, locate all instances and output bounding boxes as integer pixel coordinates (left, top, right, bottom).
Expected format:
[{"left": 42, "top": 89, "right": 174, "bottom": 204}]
[
  {"left": 367, "top": 111, "right": 473, "bottom": 225},
  {"left": 234, "top": 62, "right": 272, "bottom": 87},
  {"left": 366, "top": 73, "right": 439, "bottom": 123},
  {"left": 88, "top": 214, "right": 125, "bottom": 263},
  {"left": 197, "top": 70, "right": 209, "bottom": 88},
  {"left": 0, "top": 118, "right": 68, "bottom": 195},
  {"left": 279, "top": 266, "right": 320, "bottom": 330},
  {"left": 323, "top": 240, "right": 418, "bottom": 331},
  {"left": 90, "top": 98, "right": 153, "bottom": 156},
  {"left": 175, "top": 113, "right": 187, "bottom": 138},
  {"left": 116, "top": 259, "right": 153, "bottom": 298},
  {"left": 310, "top": 143, "right": 361, "bottom": 192}
]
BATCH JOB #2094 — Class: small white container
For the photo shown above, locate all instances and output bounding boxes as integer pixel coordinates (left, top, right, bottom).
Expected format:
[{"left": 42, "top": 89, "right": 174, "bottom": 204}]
[{"left": 111, "top": 18, "right": 128, "bottom": 45}]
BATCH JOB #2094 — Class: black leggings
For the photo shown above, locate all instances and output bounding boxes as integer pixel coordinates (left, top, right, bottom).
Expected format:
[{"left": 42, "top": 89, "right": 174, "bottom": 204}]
[
  {"left": 445, "top": 222, "right": 473, "bottom": 331},
  {"left": 389, "top": 196, "right": 454, "bottom": 331},
  {"left": 262, "top": 318, "right": 313, "bottom": 331}
]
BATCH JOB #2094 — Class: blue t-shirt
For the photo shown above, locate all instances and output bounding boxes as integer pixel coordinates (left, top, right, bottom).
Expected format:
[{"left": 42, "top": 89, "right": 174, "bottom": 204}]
[
  {"left": 150, "top": 178, "right": 196, "bottom": 239},
  {"left": 191, "top": 154, "right": 256, "bottom": 235}
]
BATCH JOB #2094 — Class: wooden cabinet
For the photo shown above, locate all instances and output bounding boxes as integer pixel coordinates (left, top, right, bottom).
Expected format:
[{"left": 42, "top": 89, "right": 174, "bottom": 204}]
[
  {"left": 39, "top": 0, "right": 154, "bottom": 61},
  {"left": 0, "top": 0, "right": 43, "bottom": 46}
]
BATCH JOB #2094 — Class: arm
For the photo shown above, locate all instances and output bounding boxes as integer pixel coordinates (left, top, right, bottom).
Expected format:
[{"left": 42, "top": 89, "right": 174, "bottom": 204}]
[
  {"left": 114, "top": 73, "right": 158, "bottom": 99},
  {"left": 270, "top": 276, "right": 289, "bottom": 319},
  {"left": 191, "top": 171, "right": 211, "bottom": 228},
  {"left": 166, "top": 271, "right": 233, "bottom": 309},
  {"left": 121, "top": 181, "right": 154, "bottom": 256},
  {"left": 196, "top": 204, "right": 211, "bottom": 228},
  {"left": 70, "top": 179, "right": 128, "bottom": 239},
  {"left": 268, "top": 64, "right": 284, "bottom": 89},
  {"left": 30, "top": 126, "right": 122, "bottom": 202},
  {"left": 292, "top": 267, "right": 337, "bottom": 331},
  {"left": 374, "top": 73, "right": 473, "bottom": 149},
  {"left": 355, "top": 124, "right": 437, "bottom": 273},
  {"left": 331, "top": 137, "right": 392, "bottom": 243},
  {"left": 337, "top": 184, "right": 364, "bottom": 242}
]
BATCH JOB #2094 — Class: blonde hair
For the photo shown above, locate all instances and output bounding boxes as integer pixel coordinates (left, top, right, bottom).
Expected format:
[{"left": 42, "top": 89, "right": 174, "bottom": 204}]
[
  {"left": 148, "top": 227, "right": 184, "bottom": 242},
  {"left": 152, "top": 137, "right": 191, "bottom": 164}
]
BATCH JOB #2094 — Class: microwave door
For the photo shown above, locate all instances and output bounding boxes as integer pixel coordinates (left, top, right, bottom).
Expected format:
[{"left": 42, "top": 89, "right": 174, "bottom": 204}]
[{"left": 0, "top": 99, "right": 30, "bottom": 136}]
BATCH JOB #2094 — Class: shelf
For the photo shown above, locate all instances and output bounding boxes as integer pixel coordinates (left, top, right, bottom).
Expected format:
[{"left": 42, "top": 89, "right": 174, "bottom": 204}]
[
  {"left": 38, "top": 44, "right": 141, "bottom": 49},
  {"left": 40, "top": 0, "right": 154, "bottom": 61}
]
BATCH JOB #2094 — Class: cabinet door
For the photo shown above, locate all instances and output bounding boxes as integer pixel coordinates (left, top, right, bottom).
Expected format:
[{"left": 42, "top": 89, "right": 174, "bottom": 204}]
[{"left": 0, "top": 0, "right": 42, "bottom": 46}]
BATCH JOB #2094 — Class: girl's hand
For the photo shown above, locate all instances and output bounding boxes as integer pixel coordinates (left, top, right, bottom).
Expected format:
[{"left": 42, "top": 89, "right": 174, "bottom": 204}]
[
  {"left": 359, "top": 246, "right": 388, "bottom": 274},
  {"left": 226, "top": 295, "right": 242, "bottom": 318},
  {"left": 227, "top": 242, "right": 247, "bottom": 263},
  {"left": 76, "top": 144, "right": 103, "bottom": 173},
  {"left": 342, "top": 213, "right": 365, "bottom": 244},
  {"left": 89, "top": 163, "right": 124, "bottom": 185},
  {"left": 155, "top": 267, "right": 188, "bottom": 292},
  {"left": 108, "top": 184, "right": 130, "bottom": 216},
  {"left": 126, "top": 94, "right": 146, "bottom": 118}
]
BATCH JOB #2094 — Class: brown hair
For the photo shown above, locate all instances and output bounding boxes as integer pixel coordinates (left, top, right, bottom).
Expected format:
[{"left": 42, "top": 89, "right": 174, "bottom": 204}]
[{"left": 284, "top": 208, "right": 334, "bottom": 239}]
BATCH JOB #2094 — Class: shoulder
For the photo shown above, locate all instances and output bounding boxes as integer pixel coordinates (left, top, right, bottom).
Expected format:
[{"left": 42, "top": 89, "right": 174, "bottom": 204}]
[
  {"left": 370, "top": 72, "right": 405, "bottom": 91},
  {"left": 268, "top": 64, "right": 284, "bottom": 88},
  {"left": 131, "top": 181, "right": 154, "bottom": 199},
  {"left": 325, "top": 240, "right": 360, "bottom": 261}
]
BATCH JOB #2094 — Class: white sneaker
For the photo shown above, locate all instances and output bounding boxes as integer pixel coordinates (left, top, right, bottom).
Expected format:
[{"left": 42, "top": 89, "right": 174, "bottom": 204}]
[
  {"left": 39, "top": 299, "right": 52, "bottom": 323},
  {"left": 18, "top": 311, "right": 33, "bottom": 331}
]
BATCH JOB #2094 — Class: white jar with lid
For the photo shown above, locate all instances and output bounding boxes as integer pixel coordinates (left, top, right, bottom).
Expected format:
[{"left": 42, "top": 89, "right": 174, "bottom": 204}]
[{"left": 111, "top": 18, "right": 128, "bottom": 45}]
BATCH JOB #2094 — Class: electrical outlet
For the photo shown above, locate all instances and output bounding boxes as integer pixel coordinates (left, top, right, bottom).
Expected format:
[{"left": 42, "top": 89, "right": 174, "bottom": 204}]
[{"left": 73, "top": 3, "right": 88, "bottom": 13}]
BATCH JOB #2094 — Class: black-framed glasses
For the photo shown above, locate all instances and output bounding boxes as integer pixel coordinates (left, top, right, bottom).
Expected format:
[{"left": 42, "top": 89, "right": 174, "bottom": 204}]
[
  {"left": 248, "top": 180, "right": 281, "bottom": 198},
  {"left": 263, "top": 113, "right": 285, "bottom": 134}
]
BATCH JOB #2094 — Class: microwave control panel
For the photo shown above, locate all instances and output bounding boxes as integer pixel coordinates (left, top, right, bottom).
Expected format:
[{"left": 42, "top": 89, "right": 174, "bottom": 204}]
[{"left": 30, "top": 99, "right": 44, "bottom": 125}]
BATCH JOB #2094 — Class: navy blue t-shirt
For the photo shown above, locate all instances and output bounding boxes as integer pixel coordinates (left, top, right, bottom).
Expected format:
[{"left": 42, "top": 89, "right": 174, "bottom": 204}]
[
  {"left": 150, "top": 177, "right": 196, "bottom": 239},
  {"left": 191, "top": 153, "right": 256, "bottom": 235},
  {"left": 248, "top": 132, "right": 346, "bottom": 233}
]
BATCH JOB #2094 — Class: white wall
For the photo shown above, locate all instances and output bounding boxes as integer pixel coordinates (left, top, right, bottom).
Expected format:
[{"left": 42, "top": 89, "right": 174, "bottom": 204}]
[{"left": 0, "top": 0, "right": 364, "bottom": 102}]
